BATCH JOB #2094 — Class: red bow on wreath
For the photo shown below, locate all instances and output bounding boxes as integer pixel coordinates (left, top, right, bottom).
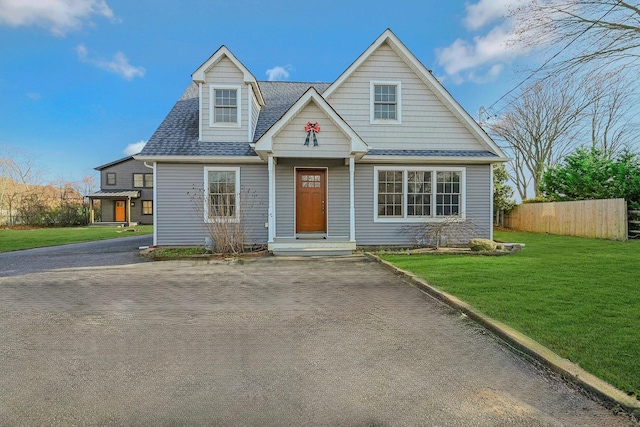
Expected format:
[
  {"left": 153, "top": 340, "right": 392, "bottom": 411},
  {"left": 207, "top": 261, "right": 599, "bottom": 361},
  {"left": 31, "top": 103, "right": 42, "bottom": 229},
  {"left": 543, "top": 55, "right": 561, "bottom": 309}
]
[{"left": 304, "top": 121, "right": 320, "bottom": 146}]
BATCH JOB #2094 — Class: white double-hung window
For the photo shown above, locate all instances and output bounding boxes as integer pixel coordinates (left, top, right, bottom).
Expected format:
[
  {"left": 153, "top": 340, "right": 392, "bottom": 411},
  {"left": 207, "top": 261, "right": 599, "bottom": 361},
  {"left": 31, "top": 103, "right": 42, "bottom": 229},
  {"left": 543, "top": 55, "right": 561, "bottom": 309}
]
[
  {"left": 370, "top": 81, "right": 401, "bottom": 124},
  {"left": 210, "top": 85, "right": 241, "bottom": 126},
  {"left": 374, "top": 167, "right": 465, "bottom": 222},
  {"left": 204, "top": 167, "right": 240, "bottom": 222}
]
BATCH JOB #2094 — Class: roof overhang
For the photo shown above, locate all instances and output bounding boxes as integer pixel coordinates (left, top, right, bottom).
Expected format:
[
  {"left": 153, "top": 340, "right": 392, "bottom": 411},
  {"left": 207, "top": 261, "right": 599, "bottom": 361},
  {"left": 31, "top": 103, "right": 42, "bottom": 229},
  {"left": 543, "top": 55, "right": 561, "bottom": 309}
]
[
  {"left": 87, "top": 190, "right": 141, "bottom": 199},
  {"left": 133, "top": 155, "right": 264, "bottom": 164},
  {"left": 358, "top": 155, "right": 509, "bottom": 164}
]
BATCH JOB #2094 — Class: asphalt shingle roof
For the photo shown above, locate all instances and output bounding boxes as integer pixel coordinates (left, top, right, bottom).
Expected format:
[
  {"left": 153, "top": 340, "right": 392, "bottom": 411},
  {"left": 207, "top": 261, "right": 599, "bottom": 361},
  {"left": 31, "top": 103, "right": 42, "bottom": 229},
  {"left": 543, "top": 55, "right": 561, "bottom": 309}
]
[
  {"left": 141, "top": 81, "right": 497, "bottom": 160},
  {"left": 366, "top": 149, "right": 498, "bottom": 158},
  {"left": 141, "top": 81, "right": 331, "bottom": 157}
]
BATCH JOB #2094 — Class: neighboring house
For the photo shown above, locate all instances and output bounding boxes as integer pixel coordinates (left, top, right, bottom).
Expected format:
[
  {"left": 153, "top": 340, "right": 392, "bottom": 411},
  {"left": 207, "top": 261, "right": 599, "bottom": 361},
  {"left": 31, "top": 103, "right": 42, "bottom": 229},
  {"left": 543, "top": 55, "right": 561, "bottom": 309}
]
[
  {"left": 88, "top": 155, "right": 154, "bottom": 226},
  {"left": 136, "top": 29, "right": 508, "bottom": 255}
]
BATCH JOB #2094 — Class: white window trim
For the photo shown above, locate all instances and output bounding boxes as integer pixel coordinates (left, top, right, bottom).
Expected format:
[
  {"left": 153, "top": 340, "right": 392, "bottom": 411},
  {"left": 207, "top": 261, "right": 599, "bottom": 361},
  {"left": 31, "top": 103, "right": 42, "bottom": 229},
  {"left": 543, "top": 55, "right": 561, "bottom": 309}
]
[
  {"left": 204, "top": 166, "right": 241, "bottom": 223},
  {"left": 373, "top": 166, "right": 466, "bottom": 223},
  {"left": 370, "top": 80, "right": 402, "bottom": 125},
  {"left": 209, "top": 85, "right": 241, "bottom": 128}
]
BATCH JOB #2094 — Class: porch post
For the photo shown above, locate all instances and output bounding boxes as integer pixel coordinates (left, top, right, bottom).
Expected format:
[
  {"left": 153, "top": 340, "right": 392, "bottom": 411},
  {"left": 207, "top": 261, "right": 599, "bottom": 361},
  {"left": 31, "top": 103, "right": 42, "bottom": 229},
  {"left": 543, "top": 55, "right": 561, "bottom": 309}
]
[
  {"left": 126, "top": 198, "right": 131, "bottom": 225},
  {"left": 268, "top": 156, "right": 276, "bottom": 243},
  {"left": 349, "top": 157, "right": 355, "bottom": 242},
  {"left": 89, "top": 198, "right": 95, "bottom": 224}
]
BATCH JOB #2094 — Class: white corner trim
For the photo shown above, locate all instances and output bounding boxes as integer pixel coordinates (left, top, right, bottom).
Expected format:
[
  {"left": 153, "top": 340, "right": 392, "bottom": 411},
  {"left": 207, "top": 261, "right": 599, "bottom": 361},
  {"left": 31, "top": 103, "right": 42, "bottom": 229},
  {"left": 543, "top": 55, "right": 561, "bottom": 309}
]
[
  {"left": 198, "top": 83, "right": 203, "bottom": 142},
  {"left": 209, "top": 85, "right": 242, "bottom": 128},
  {"left": 247, "top": 84, "right": 253, "bottom": 141}
]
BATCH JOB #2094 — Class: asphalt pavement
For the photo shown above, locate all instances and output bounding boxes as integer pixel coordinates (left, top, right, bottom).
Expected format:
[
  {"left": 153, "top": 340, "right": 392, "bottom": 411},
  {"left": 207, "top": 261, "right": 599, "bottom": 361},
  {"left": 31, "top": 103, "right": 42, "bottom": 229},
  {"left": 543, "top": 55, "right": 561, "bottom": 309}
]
[
  {"left": 0, "top": 249, "right": 635, "bottom": 426},
  {"left": 0, "top": 235, "right": 152, "bottom": 277}
]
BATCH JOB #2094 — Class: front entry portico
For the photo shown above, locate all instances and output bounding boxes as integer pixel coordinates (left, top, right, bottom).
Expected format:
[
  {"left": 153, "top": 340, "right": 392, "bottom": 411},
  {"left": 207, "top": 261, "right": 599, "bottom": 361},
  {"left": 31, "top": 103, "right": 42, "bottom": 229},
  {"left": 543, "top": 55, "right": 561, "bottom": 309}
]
[{"left": 253, "top": 88, "right": 369, "bottom": 255}]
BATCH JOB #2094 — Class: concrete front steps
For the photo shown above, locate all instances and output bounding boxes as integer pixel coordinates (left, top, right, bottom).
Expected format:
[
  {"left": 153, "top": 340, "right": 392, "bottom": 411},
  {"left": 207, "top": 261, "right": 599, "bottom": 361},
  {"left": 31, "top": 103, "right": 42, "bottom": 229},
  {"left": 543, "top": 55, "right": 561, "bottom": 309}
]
[{"left": 269, "top": 237, "right": 355, "bottom": 256}]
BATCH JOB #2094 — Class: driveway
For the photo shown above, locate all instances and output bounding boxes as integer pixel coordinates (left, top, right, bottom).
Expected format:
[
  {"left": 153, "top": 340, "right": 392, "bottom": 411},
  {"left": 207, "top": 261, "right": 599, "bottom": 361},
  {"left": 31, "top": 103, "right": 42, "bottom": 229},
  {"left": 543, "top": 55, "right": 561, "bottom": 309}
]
[
  {"left": 0, "top": 235, "right": 152, "bottom": 277},
  {"left": 0, "top": 254, "right": 634, "bottom": 426}
]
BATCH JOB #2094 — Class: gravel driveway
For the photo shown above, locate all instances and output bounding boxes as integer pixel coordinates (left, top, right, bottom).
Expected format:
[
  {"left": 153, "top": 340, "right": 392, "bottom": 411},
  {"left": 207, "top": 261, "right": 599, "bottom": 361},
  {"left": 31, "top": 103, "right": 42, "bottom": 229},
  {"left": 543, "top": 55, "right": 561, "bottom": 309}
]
[{"left": 0, "top": 254, "right": 635, "bottom": 426}]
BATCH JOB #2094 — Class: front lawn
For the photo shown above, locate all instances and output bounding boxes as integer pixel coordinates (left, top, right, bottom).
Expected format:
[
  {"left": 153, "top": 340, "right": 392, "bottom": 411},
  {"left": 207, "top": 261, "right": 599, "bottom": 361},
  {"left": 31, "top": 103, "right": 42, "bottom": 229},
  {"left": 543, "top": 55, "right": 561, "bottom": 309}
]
[
  {"left": 0, "top": 225, "right": 154, "bottom": 252},
  {"left": 381, "top": 231, "right": 640, "bottom": 398}
]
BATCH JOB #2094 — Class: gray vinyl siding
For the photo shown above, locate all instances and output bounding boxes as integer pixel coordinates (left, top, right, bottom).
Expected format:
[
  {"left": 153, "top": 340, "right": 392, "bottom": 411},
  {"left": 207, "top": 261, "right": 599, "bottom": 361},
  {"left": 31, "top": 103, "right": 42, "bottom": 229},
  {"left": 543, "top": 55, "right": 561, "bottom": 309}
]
[
  {"left": 274, "top": 159, "right": 350, "bottom": 238},
  {"left": 155, "top": 163, "right": 268, "bottom": 246},
  {"left": 251, "top": 89, "right": 261, "bottom": 140},
  {"left": 99, "top": 159, "right": 154, "bottom": 225},
  {"left": 201, "top": 57, "right": 249, "bottom": 143},
  {"left": 272, "top": 103, "right": 351, "bottom": 158},
  {"left": 327, "top": 42, "right": 484, "bottom": 152},
  {"left": 327, "top": 165, "right": 350, "bottom": 237},
  {"left": 354, "top": 163, "right": 492, "bottom": 245}
]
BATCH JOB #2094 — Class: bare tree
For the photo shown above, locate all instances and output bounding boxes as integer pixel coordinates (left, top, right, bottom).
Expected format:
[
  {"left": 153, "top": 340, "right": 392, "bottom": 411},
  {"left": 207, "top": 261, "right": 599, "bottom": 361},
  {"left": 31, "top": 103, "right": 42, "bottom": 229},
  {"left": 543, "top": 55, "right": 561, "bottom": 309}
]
[
  {"left": 486, "top": 75, "right": 590, "bottom": 199},
  {"left": 0, "top": 146, "right": 43, "bottom": 225},
  {"left": 511, "top": 0, "right": 640, "bottom": 74},
  {"left": 587, "top": 71, "right": 639, "bottom": 156}
]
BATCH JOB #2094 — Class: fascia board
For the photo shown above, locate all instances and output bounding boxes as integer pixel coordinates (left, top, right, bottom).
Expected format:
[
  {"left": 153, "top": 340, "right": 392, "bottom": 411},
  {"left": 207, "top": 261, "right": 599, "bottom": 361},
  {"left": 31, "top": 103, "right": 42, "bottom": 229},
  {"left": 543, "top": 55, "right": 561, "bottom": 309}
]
[
  {"left": 358, "top": 155, "right": 509, "bottom": 165},
  {"left": 133, "top": 155, "right": 265, "bottom": 164}
]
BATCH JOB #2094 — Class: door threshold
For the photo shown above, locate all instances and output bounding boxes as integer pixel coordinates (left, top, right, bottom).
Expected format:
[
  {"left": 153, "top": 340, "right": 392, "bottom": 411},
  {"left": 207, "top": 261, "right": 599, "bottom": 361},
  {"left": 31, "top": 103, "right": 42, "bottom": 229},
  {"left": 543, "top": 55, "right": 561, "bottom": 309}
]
[{"left": 296, "top": 233, "right": 327, "bottom": 240}]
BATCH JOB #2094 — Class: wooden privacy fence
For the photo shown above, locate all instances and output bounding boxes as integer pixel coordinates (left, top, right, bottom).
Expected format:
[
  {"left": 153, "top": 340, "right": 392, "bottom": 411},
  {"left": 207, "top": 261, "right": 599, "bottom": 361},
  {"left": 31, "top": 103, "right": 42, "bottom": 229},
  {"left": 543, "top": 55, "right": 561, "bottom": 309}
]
[{"left": 504, "top": 198, "right": 628, "bottom": 241}]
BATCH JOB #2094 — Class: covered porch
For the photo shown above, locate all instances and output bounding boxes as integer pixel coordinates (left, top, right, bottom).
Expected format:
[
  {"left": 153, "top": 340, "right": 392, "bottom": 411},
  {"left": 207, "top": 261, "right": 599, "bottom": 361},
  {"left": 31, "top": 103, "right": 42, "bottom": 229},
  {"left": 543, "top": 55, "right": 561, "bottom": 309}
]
[
  {"left": 86, "top": 190, "right": 140, "bottom": 227},
  {"left": 251, "top": 87, "right": 368, "bottom": 256}
]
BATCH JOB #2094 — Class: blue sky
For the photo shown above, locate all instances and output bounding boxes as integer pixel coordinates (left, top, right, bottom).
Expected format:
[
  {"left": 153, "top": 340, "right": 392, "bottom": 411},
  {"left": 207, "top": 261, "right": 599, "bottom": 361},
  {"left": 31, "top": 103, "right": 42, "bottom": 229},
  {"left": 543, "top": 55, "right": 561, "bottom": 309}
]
[{"left": 0, "top": 0, "right": 532, "bottom": 186}]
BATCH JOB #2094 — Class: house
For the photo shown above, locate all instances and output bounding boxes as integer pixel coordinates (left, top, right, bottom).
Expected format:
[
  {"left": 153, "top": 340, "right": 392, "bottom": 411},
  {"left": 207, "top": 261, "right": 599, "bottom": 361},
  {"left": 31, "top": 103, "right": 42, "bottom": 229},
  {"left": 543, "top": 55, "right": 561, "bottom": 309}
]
[
  {"left": 88, "top": 155, "right": 154, "bottom": 226},
  {"left": 136, "top": 29, "right": 508, "bottom": 255}
]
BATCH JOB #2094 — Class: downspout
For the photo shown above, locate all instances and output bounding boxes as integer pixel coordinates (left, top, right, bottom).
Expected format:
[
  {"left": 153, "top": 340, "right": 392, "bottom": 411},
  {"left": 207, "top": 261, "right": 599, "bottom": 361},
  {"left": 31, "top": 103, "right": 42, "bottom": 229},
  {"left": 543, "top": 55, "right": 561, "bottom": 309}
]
[{"left": 144, "top": 161, "right": 157, "bottom": 246}]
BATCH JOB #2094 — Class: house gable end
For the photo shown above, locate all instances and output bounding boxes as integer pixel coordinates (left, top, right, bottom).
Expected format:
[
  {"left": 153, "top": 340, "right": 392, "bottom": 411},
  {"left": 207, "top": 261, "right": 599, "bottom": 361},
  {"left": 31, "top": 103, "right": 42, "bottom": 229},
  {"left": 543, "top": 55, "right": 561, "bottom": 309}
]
[
  {"left": 324, "top": 29, "right": 507, "bottom": 159},
  {"left": 254, "top": 88, "right": 368, "bottom": 160},
  {"left": 192, "top": 46, "right": 265, "bottom": 106}
]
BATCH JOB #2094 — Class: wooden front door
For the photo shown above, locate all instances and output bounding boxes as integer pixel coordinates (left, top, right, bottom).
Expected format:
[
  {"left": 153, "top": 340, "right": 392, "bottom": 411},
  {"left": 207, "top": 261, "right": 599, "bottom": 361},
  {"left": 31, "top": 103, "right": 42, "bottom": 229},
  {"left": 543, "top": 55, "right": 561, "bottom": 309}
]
[
  {"left": 296, "top": 169, "right": 326, "bottom": 233},
  {"left": 115, "top": 200, "right": 126, "bottom": 222}
]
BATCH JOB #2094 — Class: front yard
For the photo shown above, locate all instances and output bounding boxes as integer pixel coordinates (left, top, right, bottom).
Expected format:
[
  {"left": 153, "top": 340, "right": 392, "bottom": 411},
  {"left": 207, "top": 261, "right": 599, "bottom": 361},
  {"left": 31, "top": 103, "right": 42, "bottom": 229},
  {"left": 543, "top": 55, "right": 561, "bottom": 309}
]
[
  {"left": 381, "top": 231, "right": 640, "bottom": 399},
  {"left": 0, "top": 225, "right": 154, "bottom": 252}
]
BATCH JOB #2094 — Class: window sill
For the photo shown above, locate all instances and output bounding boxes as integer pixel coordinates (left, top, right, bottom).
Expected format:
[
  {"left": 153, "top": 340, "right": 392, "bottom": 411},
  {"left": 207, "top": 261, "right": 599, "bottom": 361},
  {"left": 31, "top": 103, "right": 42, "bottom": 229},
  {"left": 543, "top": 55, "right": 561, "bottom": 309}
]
[
  {"left": 374, "top": 216, "right": 466, "bottom": 223},
  {"left": 209, "top": 122, "right": 241, "bottom": 128},
  {"left": 370, "top": 119, "right": 402, "bottom": 125}
]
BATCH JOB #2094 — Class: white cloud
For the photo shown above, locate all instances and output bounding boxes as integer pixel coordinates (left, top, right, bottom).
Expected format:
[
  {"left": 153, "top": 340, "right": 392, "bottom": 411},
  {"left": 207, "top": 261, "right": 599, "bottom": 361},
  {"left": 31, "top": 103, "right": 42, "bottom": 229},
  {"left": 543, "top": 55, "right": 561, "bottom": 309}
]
[
  {"left": 464, "top": 0, "right": 525, "bottom": 30},
  {"left": 435, "top": 0, "right": 529, "bottom": 84},
  {"left": 76, "top": 44, "right": 145, "bottom": 80},
  {"left": 124, "top": 140, "right": 146, "bottom": 156},
  {"left": 0, "top": 0, "right": 114, "bottom": 36},
  {"left": 266, "top": 65, "right": 291, "bottom": 81}
]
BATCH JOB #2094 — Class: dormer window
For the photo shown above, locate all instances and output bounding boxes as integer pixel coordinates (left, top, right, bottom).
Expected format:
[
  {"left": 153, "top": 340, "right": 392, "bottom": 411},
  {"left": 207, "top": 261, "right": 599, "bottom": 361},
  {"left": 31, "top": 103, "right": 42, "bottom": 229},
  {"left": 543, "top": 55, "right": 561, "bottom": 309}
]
[
  {"left": 370, "top": 81, "right": 401, "bottom": 124},
  {"left": 210, "top": 85, "right": 241, "bottom": 127}
]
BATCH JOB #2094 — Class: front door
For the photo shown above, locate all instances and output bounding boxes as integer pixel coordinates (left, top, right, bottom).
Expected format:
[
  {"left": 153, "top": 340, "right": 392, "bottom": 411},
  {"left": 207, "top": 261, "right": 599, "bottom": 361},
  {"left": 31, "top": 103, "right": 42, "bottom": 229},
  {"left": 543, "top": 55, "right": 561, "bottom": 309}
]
[
  {"left": 296, "top": 169, "right": 326, "bottom": 233},
  {"left": 115, "top": 200, "right": 126, "bottom": 222}
]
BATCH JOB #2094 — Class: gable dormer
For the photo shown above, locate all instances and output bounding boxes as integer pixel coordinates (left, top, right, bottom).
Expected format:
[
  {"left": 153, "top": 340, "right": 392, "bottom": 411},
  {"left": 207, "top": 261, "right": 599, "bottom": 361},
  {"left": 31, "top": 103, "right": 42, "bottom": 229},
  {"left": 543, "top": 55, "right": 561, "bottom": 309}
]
[{"left": 192, "top": 46, "right": 265, "bottom": 143}]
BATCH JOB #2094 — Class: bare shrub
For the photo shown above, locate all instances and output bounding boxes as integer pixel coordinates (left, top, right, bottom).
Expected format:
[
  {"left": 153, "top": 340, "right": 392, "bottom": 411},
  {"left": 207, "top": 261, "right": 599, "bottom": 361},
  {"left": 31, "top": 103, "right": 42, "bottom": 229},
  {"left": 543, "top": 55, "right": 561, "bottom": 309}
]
[
  {"left": 188, "top": 186, "right": 259, "bottom": 254},
  {"left": 401, "top": 215, "right": 482, "bottom": 249}
]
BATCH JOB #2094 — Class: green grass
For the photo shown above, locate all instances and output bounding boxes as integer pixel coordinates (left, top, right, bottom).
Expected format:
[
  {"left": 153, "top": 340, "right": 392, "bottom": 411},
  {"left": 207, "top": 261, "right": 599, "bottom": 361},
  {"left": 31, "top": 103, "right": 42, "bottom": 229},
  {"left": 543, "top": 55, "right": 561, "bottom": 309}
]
[
  {"left": 0, "top": 225, "right": 154, "bottom": 252},
  {"left": 381, "top": 231, "right": 640, "bottom": 398}
]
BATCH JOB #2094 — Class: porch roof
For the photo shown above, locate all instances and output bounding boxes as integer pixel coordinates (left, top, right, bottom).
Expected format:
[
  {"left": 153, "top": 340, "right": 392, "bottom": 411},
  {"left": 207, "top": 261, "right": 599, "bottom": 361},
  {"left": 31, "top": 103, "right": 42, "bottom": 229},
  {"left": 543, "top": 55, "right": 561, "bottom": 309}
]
[
  {"left": 366, "top": 149, "right": 499, "bottom": 158},
  {"left": 87, "top": 190, "right": 141, "bottom": 199}
]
